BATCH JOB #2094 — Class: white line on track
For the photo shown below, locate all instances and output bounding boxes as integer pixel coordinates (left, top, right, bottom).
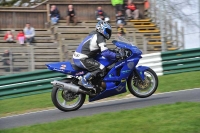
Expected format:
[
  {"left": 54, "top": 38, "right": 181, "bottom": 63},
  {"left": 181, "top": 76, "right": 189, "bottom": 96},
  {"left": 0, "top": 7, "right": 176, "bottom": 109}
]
[{"left": 0, "top": 88, "right": 199, "bottom": 119}]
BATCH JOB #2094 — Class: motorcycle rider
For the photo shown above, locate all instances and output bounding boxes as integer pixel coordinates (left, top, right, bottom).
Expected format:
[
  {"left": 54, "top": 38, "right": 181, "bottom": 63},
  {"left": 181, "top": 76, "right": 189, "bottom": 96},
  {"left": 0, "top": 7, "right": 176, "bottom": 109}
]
[{"left": 73, "top": 20, "right": 121, "bottom": 90}]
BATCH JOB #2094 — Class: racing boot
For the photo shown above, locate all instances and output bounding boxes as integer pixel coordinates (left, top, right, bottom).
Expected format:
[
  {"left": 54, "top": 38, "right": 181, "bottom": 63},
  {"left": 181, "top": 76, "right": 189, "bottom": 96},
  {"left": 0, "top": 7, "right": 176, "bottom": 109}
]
[{"left": 81, "top": 72, "right": 94, "bottom": 89}]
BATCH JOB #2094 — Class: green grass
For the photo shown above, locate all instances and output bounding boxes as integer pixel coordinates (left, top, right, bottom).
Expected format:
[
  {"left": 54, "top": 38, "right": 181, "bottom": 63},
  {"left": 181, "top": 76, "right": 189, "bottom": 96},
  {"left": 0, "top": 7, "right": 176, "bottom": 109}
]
[
  {"left": 157, "top": 71, "right": 200, "bottom": 92},
  {"left": 0, "top": 71, "right": 200, "bottom": 117},
  {"left": 0, "top": 93, "right": 53, "bottom": 117},
  {"left": 1, "top": 102, "right": 200, "bottom": 133}
]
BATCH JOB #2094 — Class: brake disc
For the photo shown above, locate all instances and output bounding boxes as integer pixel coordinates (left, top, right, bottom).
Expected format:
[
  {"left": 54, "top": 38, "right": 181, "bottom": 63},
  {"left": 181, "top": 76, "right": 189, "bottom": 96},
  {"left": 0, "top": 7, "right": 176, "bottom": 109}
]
[
  {"left": 61, "top": 90, "right": 78, "bottom": 102},
  {"left": 135, "top": 76, "right": 151, "bottom": 90}
]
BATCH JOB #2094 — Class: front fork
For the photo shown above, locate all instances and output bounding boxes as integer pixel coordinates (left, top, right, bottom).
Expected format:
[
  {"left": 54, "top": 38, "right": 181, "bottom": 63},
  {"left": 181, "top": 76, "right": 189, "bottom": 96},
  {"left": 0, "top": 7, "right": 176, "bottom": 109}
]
[{"left": 134, "top": 66, "right": 149, "bottom": 81}]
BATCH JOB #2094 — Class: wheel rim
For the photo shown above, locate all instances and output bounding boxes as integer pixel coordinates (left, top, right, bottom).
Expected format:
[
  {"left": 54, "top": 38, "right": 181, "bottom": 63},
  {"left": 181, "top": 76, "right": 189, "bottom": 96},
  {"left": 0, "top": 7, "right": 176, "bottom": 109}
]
[
  {"left": 131, "top": 70, "right": 156, "bottom": 96},
  {"left": 56, "top": 88, "right": 82, "bottom": 108}
]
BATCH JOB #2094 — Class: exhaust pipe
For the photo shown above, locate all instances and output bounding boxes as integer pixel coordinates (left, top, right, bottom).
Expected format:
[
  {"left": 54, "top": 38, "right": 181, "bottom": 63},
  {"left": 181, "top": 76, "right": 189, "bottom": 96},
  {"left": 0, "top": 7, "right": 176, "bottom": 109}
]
[{"left": 51, "top": 80, "right": 93, "bottom": 95}]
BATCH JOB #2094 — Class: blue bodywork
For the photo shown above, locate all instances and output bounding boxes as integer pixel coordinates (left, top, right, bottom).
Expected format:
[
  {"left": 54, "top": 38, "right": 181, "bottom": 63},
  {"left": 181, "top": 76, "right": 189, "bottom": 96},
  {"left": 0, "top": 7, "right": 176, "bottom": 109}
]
[
  {"left": 46, "top": 62, "right": 87, "bottom": 76},
  {"left": 46, "top": 40, "right": 149, "bottom": 102}
]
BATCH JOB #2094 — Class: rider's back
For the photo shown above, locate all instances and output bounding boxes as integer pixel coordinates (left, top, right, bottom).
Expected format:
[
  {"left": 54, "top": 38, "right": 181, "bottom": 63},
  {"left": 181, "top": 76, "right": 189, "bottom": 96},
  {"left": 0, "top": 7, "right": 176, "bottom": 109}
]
[{"left": 74, "top": 30, "right": 106, "bottom": 58}]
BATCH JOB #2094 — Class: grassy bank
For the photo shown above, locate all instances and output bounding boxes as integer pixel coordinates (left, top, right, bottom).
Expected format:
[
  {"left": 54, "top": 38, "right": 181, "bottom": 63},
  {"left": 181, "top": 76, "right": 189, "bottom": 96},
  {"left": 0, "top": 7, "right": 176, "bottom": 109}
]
[
  {"left": 0, "top": 71, "right": 200, "bottom": 117},
  {"left": 1, "top": 102, "right": 200, "bottom": 133}
]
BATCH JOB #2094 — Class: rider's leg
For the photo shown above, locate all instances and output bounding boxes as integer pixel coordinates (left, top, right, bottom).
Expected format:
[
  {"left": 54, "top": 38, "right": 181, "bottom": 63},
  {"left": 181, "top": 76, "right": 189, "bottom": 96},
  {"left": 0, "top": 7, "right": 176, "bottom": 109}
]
[
  {"left": 80, "top": 58, "right": 104, "bottom": 89},
  {"left": 81, "top": 72, "right": 93, "bottom": 89},
  {"left": 81, "top": 68, "right": 102, "bottom": 89}
]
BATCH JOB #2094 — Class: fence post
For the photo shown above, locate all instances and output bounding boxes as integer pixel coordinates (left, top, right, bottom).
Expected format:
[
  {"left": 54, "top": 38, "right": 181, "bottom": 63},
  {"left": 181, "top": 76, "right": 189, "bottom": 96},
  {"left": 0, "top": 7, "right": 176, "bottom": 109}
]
[
  {"left": 175, "top": 22, "right": 178, "bottom": 47},
  {"left": 12, "top": 12, "right": 16, "bottom": 29},
  {"left": 163, "top": 3, "right": 168, "bottom": 46},
  {"left": 132, "top": 32, "right": 137, "bottom": 46},
  {"left": 143, "top": 36, "right": 147, "bottom": 54},
  {"left": 30, "top": 46, "right": 35, "bottom": 71},
  {"left": 153, "top": 0, "right": 157, "bottom": 23},
  {"left": 59, "top": 39, "right": 63, "bottom": 62},
  {"left": 148, "top": 0, "right": 152, "bottom": 18},
  {"left": 169, "top": 16, "right": 173, "bottom": 41},
  {"left": 46, "top": 3, "right": 50, "bottom": 23},
  {"left": 158, "top": 0, "right": 166, "bottom": 52},
  {"left": 181, "top": 26, "right": 185, "bottom": 49},
  {"left": 9, "top": 48, "right": 13, "bottom": 74}
]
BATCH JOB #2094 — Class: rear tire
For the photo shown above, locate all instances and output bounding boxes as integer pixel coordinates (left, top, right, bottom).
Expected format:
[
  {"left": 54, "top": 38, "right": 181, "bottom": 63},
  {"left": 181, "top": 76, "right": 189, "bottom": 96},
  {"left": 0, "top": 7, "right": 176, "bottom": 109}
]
[
  {"left": 51, "top": 79, "right": 86, "bottom": 112},
  {"left": 127, "top": 68, "right": 158, "bottom": 98}
]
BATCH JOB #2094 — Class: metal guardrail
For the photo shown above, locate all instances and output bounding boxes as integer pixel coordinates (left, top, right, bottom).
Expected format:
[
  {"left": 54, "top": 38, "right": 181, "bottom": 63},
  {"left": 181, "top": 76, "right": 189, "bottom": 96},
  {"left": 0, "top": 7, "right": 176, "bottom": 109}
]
[
  {"left": 0, "top": 69, "right": 66, "bottom": 100},
  {"left": 161, "top": 48, "right": 200, "bottom": 75},
  {"left": 138, "top": 48, "right": 200, "bottom": 75}
]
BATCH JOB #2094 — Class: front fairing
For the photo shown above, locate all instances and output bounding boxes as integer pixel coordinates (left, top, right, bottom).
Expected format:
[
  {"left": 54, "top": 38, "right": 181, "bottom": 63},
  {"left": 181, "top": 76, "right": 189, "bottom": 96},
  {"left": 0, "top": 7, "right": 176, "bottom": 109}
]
[
  {"left": 102, "top": 40, "right": 142, "bottom": 82},
  {"left": 112, "top": 40, "right": 142, "bottom": 57}
]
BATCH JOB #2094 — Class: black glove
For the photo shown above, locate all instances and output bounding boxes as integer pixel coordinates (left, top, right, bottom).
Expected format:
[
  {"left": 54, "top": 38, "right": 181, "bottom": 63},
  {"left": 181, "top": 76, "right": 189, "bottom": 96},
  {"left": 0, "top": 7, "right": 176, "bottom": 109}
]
[{"left": 116, "top": 53, "right": 123, "bottom": 59}]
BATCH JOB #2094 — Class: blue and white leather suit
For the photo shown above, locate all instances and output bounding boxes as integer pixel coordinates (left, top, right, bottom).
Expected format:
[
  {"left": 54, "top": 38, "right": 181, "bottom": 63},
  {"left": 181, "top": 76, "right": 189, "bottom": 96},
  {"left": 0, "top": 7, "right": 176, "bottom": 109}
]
[{"left": 73, "top": 30, "right": 117, "bottom": 72}]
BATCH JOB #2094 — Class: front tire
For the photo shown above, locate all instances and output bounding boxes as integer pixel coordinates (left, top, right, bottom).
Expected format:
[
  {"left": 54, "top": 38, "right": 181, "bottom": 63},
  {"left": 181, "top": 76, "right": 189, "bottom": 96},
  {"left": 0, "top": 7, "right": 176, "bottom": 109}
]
[
  {"left": 127, "top": 68, "right": 158, "bottom": 98},
  {"left": 51, "top": 79, "right": 86, "bottom": 112}
]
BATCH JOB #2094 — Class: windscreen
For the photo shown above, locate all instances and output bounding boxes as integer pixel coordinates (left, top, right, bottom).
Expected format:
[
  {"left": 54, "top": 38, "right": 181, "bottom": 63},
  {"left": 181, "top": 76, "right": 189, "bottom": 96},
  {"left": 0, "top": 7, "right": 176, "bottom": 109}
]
[{"left": 117, "top": 35, "right": 133, "bottom": 46}]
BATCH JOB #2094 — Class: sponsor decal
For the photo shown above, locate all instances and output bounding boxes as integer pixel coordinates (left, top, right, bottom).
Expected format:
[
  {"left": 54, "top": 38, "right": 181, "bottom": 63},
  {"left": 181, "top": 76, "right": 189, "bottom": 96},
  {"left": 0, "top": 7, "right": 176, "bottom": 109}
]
[
  {"left": 53, "top": 68, "right": 65, "bottom": 72},
  {"left": 116, "top": 85, "right": 124, "bottom": 92},
  {"left": 60, "top": 65, "right": 66, "bottom": 70},
  {"left": 75, "top": 71, "right": 84, "bottom": 75},
  {"left": 127, "top": 59, "right": 135, "bottom": 62},
  {"left": 115, "top": 61, "right": 125, "bottom": 68},
  {"left": 127, "top": 62, "right": 134, "bottom": 69},
  {"left": 53, "top": 68, "right": 71, "bottom": 74},
  {"left": 121, "top": 70, "right": 131, "bottom": 73}
]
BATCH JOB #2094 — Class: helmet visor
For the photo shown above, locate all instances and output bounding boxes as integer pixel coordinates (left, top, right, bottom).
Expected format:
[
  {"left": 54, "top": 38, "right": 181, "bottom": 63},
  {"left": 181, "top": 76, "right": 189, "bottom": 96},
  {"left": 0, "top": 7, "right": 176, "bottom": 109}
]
[{"left": 105, "top": 28, "right": 112, "bottom": 39}]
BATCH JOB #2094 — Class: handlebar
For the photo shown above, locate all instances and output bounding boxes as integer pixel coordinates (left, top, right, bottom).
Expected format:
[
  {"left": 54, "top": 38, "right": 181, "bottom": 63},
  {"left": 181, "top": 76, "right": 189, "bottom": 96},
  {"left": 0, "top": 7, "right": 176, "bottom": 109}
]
[
  {"left": 112, "top": 48, "right": 126, "bottom": 60},
  {"left": 110, "top": 47, "right": 131, "bottom": 60}
]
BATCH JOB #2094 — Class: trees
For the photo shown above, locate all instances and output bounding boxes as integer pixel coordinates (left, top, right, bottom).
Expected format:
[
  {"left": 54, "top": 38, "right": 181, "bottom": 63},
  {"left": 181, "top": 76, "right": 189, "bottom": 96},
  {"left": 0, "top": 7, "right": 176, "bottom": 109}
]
[{"left": 165, "top": 0, "right": 199, "bottom": 29}]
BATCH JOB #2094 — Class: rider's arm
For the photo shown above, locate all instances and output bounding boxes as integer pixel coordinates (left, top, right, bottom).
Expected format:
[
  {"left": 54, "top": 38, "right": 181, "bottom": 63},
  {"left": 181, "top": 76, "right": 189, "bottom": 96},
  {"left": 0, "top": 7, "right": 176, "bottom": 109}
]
[
  {"left": 101, "top": 49, "right": 116, "bottom": 61},
  {"left": 97, "top": 35, "right": 117, "bottom": 61}
]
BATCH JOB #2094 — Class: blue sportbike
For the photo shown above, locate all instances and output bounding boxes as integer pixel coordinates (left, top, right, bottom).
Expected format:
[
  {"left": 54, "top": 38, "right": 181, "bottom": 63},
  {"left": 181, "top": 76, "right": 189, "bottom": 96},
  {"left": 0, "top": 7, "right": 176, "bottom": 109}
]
[{"left": 46, "top": 36, "right": 158, "bottom": 112}]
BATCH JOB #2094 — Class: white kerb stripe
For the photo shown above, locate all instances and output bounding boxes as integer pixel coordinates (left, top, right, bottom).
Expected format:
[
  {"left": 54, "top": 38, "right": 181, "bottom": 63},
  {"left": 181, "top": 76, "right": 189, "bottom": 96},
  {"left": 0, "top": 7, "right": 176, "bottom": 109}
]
[
  {"left": 137, "top": 52, "right": 163, "bottom": 76},
  {"left": 139, "top": 52, "right": 162, "bottom": 64},
  {"left": 141, "top": 52, "right": 161, "bottom": 58}
]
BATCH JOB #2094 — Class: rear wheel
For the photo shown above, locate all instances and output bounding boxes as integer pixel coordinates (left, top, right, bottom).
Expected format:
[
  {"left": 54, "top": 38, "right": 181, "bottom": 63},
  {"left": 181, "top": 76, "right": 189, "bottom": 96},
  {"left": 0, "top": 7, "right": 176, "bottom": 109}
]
[
  {"left": 127, "top": 68, "right": 158, "bottom": 98},
  {"left": 51, "top": 79, "right": 86, "bottom": 112}
]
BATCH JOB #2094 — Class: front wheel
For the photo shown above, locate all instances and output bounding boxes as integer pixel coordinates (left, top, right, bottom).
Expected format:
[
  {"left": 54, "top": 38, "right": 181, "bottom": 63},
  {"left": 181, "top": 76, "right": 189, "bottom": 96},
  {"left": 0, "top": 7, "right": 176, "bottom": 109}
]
[
  {"left": 127, "top": 68, "right": 158, "bottom": 98},
  {"left": 51, "top": 79, "right": 86, "bottom": 112}
]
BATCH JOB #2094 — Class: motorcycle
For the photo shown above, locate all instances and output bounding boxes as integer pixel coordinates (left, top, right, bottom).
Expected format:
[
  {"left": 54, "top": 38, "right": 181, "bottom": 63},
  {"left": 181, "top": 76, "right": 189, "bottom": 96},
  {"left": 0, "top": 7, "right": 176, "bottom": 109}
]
[{"left": 46, "top": 36, "right": 158, "bottom": 112}]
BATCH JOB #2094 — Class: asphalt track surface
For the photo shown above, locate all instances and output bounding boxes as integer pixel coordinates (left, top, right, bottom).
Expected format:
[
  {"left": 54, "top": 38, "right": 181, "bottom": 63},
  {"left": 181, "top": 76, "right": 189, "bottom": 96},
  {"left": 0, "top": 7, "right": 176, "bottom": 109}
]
[{"left": 0, "top": 88, "right": 200, "bottom": 129}]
